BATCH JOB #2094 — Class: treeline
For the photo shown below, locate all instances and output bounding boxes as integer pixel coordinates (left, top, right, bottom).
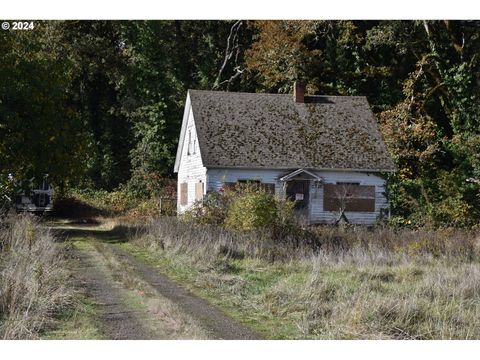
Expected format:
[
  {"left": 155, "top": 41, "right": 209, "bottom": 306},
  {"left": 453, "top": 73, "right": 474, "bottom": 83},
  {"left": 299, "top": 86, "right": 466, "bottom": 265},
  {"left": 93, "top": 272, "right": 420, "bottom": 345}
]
[{"left": 1, "top": 20, "right": 479, "bottom": 225}]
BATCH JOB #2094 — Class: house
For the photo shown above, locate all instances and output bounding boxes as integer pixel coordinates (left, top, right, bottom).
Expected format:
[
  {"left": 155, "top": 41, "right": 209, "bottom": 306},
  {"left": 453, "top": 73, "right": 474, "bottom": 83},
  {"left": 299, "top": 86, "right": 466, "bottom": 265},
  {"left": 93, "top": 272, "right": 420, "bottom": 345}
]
[{"left": 174, "top": 83, "right": 396, "bottom": 225}]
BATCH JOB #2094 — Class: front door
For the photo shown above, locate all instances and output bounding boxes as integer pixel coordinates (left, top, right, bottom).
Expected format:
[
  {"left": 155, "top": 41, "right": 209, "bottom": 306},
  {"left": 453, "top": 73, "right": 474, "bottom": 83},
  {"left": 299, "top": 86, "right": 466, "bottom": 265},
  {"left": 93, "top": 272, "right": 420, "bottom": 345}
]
[{"left": 286, "top": 180, "right": 310, "bottom": 220}]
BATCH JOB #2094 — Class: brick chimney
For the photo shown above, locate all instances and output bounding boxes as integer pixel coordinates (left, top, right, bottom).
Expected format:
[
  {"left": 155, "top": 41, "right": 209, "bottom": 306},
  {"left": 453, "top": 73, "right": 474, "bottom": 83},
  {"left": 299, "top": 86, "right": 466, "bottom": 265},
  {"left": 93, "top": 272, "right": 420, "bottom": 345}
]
[{"left": 293, "top": 81, "right": 305, "bottom": 103}]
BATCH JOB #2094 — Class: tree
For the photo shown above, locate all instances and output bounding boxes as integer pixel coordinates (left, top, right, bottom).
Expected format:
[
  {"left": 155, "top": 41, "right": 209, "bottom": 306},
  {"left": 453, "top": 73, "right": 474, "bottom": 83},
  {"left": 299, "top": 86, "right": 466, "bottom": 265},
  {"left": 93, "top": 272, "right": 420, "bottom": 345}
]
[
  {"left": 0, "top": 22, "right": 90, "bottom": 196},
  {"left": 119, "top": 21, "right": 255, "bottom": 195}
]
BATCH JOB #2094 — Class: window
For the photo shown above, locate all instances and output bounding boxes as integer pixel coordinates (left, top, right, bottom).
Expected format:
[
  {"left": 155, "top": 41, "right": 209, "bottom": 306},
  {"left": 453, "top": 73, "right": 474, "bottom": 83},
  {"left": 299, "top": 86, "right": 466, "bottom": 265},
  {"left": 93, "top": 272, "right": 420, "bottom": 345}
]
[
  {"left": 225, "top": 180, "right": 275, "bottom": 195},
  {"left": 237, "top": 179, "right": 261, "bottom": 185},
  {"left": 195, "top": 181, "right": 204, "bottom": 201},
  {"left": 193, "top": 139, "right": 196, "bottom": 154},
  {"left": 187, "top": 130, "right": 192, "bottom": 155},
  {"left": 180, "top": 182, "right": 188, "bottom": 205},
  {"left": 323, "top": 183, "right": 375, "bottom": 212}
]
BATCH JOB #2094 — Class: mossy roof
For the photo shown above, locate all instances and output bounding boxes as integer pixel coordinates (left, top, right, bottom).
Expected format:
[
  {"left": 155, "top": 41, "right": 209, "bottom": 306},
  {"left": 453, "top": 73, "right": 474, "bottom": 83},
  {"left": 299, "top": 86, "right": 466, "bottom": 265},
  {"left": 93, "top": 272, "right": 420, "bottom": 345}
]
[{"left": 188, "top": 89, "right": 395, "bottom": 172}]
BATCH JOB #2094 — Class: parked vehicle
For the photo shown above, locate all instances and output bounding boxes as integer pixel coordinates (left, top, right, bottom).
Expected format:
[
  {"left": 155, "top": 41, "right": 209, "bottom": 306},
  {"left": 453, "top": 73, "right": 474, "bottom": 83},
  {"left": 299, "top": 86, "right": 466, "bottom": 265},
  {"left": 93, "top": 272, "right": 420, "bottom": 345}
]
[{"left": 14, "top": 179, "right": 54, "bottom": 213}]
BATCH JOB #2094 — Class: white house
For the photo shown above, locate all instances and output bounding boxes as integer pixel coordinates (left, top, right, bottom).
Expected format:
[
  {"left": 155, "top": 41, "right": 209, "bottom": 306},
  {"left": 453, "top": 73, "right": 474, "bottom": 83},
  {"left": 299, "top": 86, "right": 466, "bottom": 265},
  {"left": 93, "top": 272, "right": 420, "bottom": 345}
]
[{"left": 174, "top": 83, "right": 396, "bottom": 225}]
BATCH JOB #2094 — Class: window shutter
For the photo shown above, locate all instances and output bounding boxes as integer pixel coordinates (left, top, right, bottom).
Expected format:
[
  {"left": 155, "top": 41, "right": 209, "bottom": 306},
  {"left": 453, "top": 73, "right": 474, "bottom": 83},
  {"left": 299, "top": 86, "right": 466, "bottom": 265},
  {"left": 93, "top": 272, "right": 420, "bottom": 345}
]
[
  {"left": 195, "top": 182, "right": 204, "bottom": 201},
  {"left": 180, "top": 183, "right": 188, "bottom": 205}
]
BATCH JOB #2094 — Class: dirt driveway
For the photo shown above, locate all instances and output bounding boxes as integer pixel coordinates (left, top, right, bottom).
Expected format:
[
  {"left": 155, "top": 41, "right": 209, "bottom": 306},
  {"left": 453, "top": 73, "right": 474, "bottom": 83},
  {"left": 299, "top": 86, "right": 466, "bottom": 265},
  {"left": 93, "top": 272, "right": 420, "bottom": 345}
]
[{"left": 55, "top": 223, "right": 260, "bottom": 340}]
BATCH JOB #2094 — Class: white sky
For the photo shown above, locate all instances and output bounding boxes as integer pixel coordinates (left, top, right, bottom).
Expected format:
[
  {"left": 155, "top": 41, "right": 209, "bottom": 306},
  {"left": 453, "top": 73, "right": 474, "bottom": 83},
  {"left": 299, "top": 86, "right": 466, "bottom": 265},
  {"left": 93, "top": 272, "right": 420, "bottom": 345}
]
[{"left": 1, "top": 0, "right": 479, "bottom": 20}]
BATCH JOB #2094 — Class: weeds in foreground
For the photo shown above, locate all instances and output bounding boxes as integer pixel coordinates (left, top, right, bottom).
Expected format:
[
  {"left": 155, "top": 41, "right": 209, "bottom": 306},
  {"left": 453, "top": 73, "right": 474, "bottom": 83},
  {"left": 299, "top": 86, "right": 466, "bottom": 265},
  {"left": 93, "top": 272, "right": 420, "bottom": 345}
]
[
  {"left": 0, "top": 215, "right": 74, "bottom": 339},
  {"left": 135, "top": 217, "right": 479, "bottom": 265}
]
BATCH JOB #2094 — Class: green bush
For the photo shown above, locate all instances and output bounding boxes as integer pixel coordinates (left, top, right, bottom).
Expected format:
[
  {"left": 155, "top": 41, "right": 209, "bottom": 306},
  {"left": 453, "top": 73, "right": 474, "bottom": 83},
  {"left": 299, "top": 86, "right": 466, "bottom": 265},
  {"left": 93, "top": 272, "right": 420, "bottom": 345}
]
[
  {"left": 71, "top": 186, "right": 138, "bottom": 213},
  {"left": 183, "top": 183, "right": 297, "bottom": 232},
  {"left": 59, "top": 182, "right": 176, "bottom": 219},
  {"left": 225, "top": 185, "right": 278, "bottom": 230}
]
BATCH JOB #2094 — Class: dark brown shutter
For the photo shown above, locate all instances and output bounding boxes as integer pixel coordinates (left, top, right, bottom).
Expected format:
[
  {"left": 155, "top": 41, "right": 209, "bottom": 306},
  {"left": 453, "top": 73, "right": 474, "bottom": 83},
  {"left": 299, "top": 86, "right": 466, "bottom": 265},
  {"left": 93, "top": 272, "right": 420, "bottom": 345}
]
[
  {"left": 180, "top": 183, "right": 188, "bottom": 205},
  {"left": 323, "top": 184, "right": 375, "bottom": 212}
]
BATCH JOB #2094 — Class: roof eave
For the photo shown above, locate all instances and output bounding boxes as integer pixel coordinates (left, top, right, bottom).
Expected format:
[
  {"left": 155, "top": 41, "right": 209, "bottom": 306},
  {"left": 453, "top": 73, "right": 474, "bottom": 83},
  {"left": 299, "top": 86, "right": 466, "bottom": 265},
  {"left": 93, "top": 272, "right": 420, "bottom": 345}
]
[
  {"left": 205, "top": 165, "right": 396, "bottom": 173},
  {"left": 173, "top": 92, "right": 192, "bottom": 173}
]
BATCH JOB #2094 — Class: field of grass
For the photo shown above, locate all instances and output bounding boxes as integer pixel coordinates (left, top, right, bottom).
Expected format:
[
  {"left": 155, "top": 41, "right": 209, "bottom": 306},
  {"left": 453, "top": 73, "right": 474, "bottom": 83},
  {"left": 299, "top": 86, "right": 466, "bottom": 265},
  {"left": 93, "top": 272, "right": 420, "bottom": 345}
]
[
  {"left": 125, "top": 217, "right": 480, "bottom": 339},
  {"left": 0, "top": 215, "right": 78, "bottom": 339},
  {"left": 2, "top": 213, "right": 480, "bottom": 340}
]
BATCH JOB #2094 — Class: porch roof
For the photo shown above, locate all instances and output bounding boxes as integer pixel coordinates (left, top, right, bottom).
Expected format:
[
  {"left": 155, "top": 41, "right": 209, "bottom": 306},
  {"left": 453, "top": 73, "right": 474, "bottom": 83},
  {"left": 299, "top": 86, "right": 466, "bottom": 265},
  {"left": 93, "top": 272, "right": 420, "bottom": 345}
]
[{"left": 279, "top": 169, "right": 323, "bottom": 182}]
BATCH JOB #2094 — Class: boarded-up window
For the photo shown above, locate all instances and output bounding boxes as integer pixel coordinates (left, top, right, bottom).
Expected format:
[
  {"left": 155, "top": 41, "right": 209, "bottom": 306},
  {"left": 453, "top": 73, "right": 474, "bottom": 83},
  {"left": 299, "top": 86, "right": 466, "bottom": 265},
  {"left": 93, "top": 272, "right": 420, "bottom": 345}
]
[
  {"left": 180, "top": 182, "right": 188, "bottom": 205},
  {"left": 323, "top": 183, "right": 375, "bottom": 212},
  {"left": 195, "top": 181, "right": 204, "bottom": 201}
]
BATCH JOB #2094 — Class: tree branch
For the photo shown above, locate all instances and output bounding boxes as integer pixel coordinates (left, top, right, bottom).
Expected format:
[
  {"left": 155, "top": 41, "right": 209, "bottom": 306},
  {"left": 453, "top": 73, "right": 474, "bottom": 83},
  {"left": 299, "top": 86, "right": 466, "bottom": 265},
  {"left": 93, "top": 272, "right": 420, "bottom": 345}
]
[{"left": 213, "top": 20, "right": 243, "bottom": 90}]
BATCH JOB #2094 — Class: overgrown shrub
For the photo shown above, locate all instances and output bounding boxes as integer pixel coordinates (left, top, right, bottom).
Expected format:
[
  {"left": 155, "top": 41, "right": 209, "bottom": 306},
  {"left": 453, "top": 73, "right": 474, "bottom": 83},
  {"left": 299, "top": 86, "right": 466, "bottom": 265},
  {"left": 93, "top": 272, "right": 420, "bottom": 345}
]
[
  {"left": 0, "top": 215, "right": 73, "bottom": 339},
  {"left": 66, "top": 187, "right": 138, "bottom": 214},
  {"left": 183, "top": 192, "right": 230, "bottom": 225},
  {"left": 126, "top": 173, "right": 177, "bottom": 200},
  {"left": 386, "top": 168, "right": 480, "bottom": 228},
  {"left": 184, "top": 184, "right": 298, "bottom": 233},
  {"left": 57, "top": 181, "right": 176, "bottom": 219},
  {"left": 225, "top": 185, "right": 279, "bottom": 230}
]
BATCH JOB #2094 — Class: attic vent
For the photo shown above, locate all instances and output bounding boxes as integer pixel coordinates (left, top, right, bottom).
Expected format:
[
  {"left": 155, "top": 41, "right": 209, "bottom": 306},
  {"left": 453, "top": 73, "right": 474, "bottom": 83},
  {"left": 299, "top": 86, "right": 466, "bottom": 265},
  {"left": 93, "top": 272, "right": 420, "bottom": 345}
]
[{"left": 293, "top": 81, "right": 305, "bottom": 103}]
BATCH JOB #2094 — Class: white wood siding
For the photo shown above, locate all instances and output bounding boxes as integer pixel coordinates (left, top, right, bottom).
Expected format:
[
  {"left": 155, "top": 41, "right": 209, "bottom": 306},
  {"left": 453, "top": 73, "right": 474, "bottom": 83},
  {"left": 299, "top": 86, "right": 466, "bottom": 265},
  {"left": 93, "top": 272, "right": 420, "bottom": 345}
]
[
  {"left": 176, "top": 104, "right": 207, "bottom": 213},
  {"left": 206, "top": 168, "right": 388, "bottom": 225}
]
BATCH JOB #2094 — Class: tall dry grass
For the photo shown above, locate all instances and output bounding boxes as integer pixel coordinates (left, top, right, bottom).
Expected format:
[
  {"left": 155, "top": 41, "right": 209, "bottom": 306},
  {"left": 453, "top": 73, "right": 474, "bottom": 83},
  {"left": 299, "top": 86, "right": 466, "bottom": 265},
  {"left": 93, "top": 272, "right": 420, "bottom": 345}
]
[
  {"left": 290, "top": 259, "right": 480, "bottom": 339},
  {"left": 0, "top": 215, "right": 73, "bottom": 339},
  {"left": 136, "top": 217, "right": 479, "bottom": 265},
  {"left": 135, "top": 217, "right": 480, "bottom": 339}
]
